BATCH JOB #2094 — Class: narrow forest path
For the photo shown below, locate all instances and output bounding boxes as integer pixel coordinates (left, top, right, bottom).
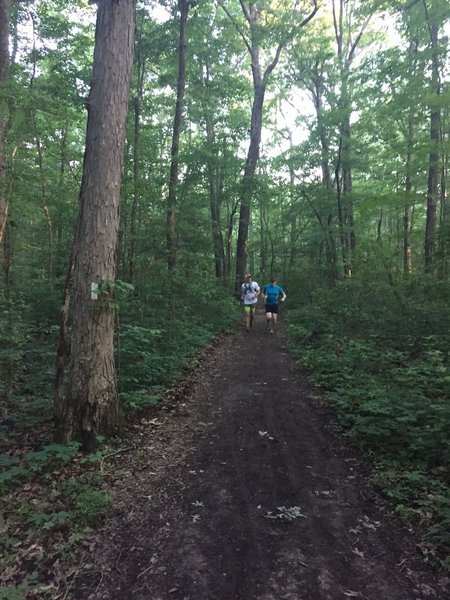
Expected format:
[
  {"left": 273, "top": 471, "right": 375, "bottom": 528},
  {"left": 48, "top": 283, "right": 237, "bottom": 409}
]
[{"left": 76, "top": 308, "right": 448, "bottom": 600}]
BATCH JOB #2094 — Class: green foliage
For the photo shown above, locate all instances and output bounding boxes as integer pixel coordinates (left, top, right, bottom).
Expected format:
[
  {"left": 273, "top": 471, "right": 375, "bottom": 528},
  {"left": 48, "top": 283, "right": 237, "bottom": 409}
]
[
  {"left": 72, "top": 487, "right": 113, "bottom": 527},
  {"left": 0, "top": 466, "right": 30, "bottom": 490},
  {"left": 0, "top": 474, "right": 112, "bottom": 598},
  {"left": 0, "top": 562, "right": 41, "bottom": 598},
  {"left": 27, "top": 511, "right": 71, "bottom": 529},
  {"left": 0, "top": 299, "right": 30, "bottom": 404},
  {"left": 25, "top": 443, "right": 80, "bottom": 472},
  {"left": 0, "top": 584, "right": 29, "bottom": 600},
  {"left": 117, "top": 273, "right": 238, "bottom": 411},
  {"left": 287, "top": 276, "right": 450, "bottom": 567},
  {"left": 119, "top": 388, "right": 162, "bottom": 411},
  {"left": 17, "top": 477, "right": 113, "bottom": 529},
  {"left": 1, "top": 265, "right": 237, "bottom": 439},
  {"left": 0, "top": 443, "right": 80, "bottom": 492},
  {"left": 0, "top": 0, "right": 448, "bottom": 589}
]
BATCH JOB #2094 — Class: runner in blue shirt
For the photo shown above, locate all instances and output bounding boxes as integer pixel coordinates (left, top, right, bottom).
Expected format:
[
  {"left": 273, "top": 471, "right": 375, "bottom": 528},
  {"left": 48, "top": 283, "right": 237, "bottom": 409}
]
[{"left": 262, "top": 276, "right": 286, "bottom": 334}]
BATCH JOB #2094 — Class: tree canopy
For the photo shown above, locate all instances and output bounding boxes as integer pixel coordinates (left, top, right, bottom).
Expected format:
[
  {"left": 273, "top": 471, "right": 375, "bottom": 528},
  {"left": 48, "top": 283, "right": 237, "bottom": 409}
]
[{"left": 1, "top": 0, "right": 450, "bottom": 586}]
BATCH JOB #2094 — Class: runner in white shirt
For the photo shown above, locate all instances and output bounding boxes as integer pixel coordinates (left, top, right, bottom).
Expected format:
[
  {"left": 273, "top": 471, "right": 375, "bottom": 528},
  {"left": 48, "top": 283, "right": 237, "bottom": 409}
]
[{"left": 240, "top": 272, "right": 260, "bottom": 332}]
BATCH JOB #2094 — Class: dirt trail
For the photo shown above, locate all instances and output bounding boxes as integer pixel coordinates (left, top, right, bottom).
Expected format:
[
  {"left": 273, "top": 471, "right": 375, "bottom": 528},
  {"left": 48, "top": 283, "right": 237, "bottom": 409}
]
[{"left": 77, "top": 308, "right": 449, "bottom": 600}]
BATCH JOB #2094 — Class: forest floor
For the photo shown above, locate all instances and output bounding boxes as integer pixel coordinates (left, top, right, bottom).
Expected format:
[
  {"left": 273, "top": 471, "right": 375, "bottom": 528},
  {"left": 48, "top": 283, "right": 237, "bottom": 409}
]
[{"left": 72, "top": 306, "right": 449, "bottom": 600}]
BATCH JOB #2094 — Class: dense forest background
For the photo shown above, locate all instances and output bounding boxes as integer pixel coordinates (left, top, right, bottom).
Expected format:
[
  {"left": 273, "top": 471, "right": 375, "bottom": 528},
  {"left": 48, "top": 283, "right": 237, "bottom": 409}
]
[{"left": 1, "top": 0, "right": 450, "bottom": 590}]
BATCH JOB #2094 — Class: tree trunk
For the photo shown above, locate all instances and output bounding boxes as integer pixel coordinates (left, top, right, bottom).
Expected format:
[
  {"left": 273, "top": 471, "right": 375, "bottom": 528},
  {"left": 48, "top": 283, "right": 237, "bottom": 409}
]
[
  {"left": 130, "top": 96, "right": 140, "bottom": 283},
  {"left": 56, "top": 0, "right": 135, "bottom": 450},
  {"left": 424, "top": 22, "right": 440, "bottom": 275},
  {"left": 0, "top": 0, "right": 10, "bottom": 244},
  {"left": 205, "top": 118, "right": 225, "bottom": 280},
  {"left": 437, "top": 156, "right": 448, "bottom": 276},
  {"left": 234, "top": 3, "right": 278, "bottom": 293},
  {"left": 210, "top": 194, "right": 225, "bottom": 280},
  {"left": 288, "top": 163, "right": 297, "bottom": 268},
  {"left": 403, "top": 36, "right": 418, "bottom": 276},
  {"left": 129, "top": 14, "right": 147, "bottom": 283},
  {"left": 230, "top": 0, "right": 318, "bottom": 291},
  {"left": 332, "top": 0, "right": 373, "bottom": 276},
  {"left": 259, "top": 195, "right": 266, "bottom": 275},
  {"left": 341, "top": 102, "right": 354, "bottom": 256},
  {"left": 54, "top": 246, "right": 76, "bottom": 426},
  {"left": 167, "top": 0, "right": 189, "bottom": 274},
  {"left": 235, "top": 80, "right": 265, "bottom": 291},
  {"left": 404, "top": 201, "right": 412, "bottom": 275},
  {"left": 0, "top": 0, "right": 11, "bottom": 401},
  {"left": 56, "top": 126, "right": 69, "bottom": 279},
  {"left": 225, "top": 197, "right": 238, "bottom": 281},
  {"left": 404, "top": 116, "right": 414, "bottom": 276},
  {"left": 335, "top": 139, "right": 351, "bottom": 277},
  {"left": 35, "top": 134, "right": 54, "bottom": 281},
  {"left": 313, "top": 72, "right": 338, "bottom": 277}
]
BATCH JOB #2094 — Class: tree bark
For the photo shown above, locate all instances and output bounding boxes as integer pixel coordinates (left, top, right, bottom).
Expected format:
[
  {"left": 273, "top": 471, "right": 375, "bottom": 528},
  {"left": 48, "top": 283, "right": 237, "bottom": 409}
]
[
  {"left": 0, "top": 0, "right": 10, "bottom": 244},
  {"left": 225, "top": 196, "right": 239, "bottom": 280},
  {"left": 335, "top": 138, "right": 351, "bottom": 276},
  {"left": 235, "top": 78, "right": 265, "bottom": 291},
  {"left": 167, "top": 0, "right": 189, "bottom": 274},
  {"left": 129, "top": 14, "right": 146, "bottom": 283},
  {"left": 56, "top": 0, "right": 135, "bottom": 449},
  {"left": 403, "top": 36, "right": 418, "bottom": 276},
  {"left": 437, "top": 155, "right": 448, "bottom": 276},
  {"left": 0, "top": 0, "right": 11, "bottom": 401},
  {"left": 332, "top": 0, "right": 372, "bottom": 276},
  {"left": 206, "top": 121, "right": 225, "bottom": 280},
  {"left": 288, "top": 161, "right": 297, "bottom": 269},
  {"left": 424, "top": 20, "right": 440, "bottom": 274},
  {"left": 35, "top": 134, "right": 54, "bottom": 281},
  {"left": 130, "top": 95, "right": 141, "bottom": 282},
  {"left": 201, "top": 60, "right": 225, "bottom": 281},
  {"left": 312, "top": 69, "right": 338, "bottom": 277},
  {"left": 404, "top": 110, "right": 414, "bottom": 276}
]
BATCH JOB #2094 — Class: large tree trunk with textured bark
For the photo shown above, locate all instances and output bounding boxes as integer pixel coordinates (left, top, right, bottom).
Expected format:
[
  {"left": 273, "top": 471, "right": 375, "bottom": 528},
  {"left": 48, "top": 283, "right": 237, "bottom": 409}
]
[
  {"left": 0, "top": 0, "right": 10, "bottom": 244},
  {"left": 55, "top": 0, "right": 135, "bottom": 450}
]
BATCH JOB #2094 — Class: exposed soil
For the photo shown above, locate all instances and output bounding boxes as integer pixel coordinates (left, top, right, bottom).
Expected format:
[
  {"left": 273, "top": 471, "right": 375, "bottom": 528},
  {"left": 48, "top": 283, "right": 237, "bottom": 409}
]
[{"left": 74, "top": 308, "right": 449, "bottom": 600}]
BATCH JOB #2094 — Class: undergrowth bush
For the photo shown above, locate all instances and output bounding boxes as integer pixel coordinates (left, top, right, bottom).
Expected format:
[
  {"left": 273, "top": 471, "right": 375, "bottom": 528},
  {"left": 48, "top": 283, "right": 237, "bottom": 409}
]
[
  {"left": 286, "top": 275, "right": 450, "bottom": 569},
  {"left": 0, "top": 442, "right": 80, "bottom": 492},
  {"left": 72, "top": 487, "right": 113, "bottom": 527},
  {"left": 1, "top": 271, "right": 238, "bottom": 434},
  {"left": 117, "top": 274, "right": 238, "bottom": 411}
]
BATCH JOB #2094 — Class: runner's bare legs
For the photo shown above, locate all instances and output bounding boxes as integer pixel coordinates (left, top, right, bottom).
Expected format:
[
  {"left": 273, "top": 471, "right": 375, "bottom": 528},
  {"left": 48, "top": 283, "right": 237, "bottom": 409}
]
[{"left": 266, "top": 310, "right": 275, "bottom": 333}]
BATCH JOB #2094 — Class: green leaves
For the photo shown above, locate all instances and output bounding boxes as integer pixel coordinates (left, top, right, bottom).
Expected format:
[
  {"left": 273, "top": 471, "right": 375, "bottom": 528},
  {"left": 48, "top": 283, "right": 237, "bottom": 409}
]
[
  {"left": 0, "top": 443, "right": 80, "bottom": 492},
  {"left": 286, "top": 277, "right": 450, "bottom": 567},
  {"left": 26, "top": 511, "right": 71, "bottom": 529},
  {"left": 72, "top": 488, "right": 113, "bottom": 527}
]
